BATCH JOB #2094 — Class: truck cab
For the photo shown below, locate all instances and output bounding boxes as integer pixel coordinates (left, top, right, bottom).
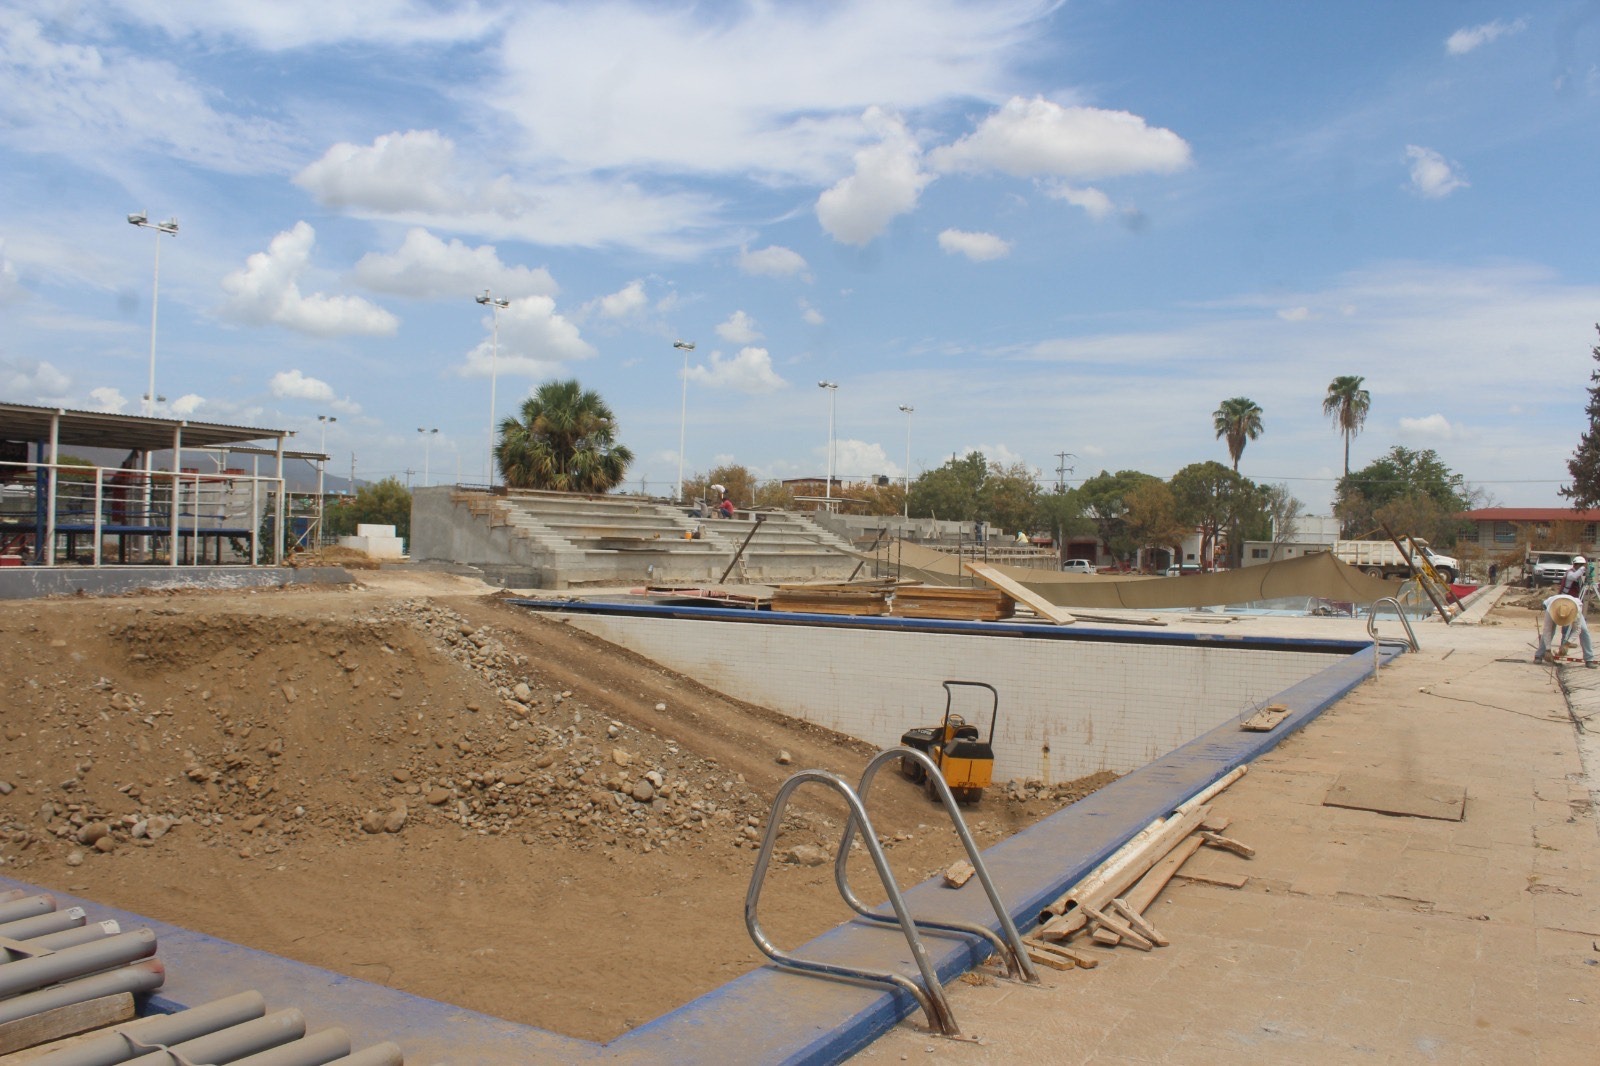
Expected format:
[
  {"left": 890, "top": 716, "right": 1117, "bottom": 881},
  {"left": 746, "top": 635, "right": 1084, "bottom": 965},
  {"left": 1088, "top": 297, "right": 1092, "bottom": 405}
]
[{"left": 1528, "top": 550, "right": 1580, "bottom": 586}]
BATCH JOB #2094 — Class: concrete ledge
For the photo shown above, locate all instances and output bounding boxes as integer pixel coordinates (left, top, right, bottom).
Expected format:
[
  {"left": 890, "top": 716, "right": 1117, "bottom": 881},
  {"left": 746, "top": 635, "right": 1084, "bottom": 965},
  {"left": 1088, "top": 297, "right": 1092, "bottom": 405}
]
[{"left": 0, "top": 565, "right": 354, "bottom": 600}]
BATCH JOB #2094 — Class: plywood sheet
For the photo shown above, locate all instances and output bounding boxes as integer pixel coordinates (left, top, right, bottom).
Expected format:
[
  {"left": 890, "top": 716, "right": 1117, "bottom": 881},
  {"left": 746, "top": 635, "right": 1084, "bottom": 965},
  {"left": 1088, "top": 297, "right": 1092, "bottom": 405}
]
[{"left": 1323, "top": 773, "right": 1466, "bottom": 821}]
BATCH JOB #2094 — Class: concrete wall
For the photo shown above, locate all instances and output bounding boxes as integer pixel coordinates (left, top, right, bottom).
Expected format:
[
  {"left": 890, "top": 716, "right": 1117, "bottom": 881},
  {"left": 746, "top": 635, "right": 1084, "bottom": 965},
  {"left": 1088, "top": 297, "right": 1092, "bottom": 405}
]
[
  {"left": 0, "top": 565, "right": 352, "bottom": 600},
  {"left": 543, "top": 606, "right": 1348, "bottom": 783}
]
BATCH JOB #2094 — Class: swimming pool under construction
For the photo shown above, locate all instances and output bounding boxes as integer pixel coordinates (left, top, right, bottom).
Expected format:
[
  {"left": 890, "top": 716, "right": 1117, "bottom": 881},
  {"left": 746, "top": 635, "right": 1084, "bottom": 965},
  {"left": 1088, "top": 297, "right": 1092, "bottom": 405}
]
[{"left": 0, "top": 601, "right": 1396, "bottom": 1064}]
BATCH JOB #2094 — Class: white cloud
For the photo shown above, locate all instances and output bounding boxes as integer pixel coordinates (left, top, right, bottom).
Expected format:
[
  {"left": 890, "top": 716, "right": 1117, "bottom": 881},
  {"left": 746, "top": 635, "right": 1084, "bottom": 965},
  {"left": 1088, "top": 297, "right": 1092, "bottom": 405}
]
[
  {"left": 739, "top": 245, "right": 810, "bottom": 279},
  {"left": 169, "top": 394, "right": 205, "bottom": 417},
  {"left": 1277, "top": 306, "right": 1313, "bottom": 322},
  {"left": 352, "top": 228, "right": 556, "bottom": 300},
  {"left": 686, "top": 347, "right": 787, "bottom": 394},
  {"left": 596, "top": 280, "right": 648, "bottom": 319},
  {"left": 269, "top": 369, "right": 336, "bottom": 402},
  {"left": 938, "top": 229, "right": 1012, "bottom": 262},
  {"left": 1046, "top": 184, "right": 1117, "bottom": 220},
  {"left": 1446, "top": 18, "right": 1528, "bottom": 55},
  {"left": 930, "top": 96, "right": 1192, "bottom": 180},
  {"left": 112, "top": 0, "right": 497, "bottom": 51},
  {"left": 222, "top": 223, "right": 398, "bottom": 337},
  {"left": 831, "top": 439, "right": 894, "bottom": 480},
  {"left": 973, "top": 442, "right": 1026, "bottom": 467},
  {"left": 87, "top": 386, "right": 127, "bottom": 413},
  {"left": 800, "top": 299, "right": 826, "bottom": 326},
  {"left": 0, "top": 242, "right": 23, "bottom": 306},
  {"left": 0, "top": 16, "right": 298, "bottom": 175},
  {"left": 816, "top": 108, "right": 932, "bottom": 246},
  {"left": 1399, "top": 413, "right": 1458, "bottom": 439},
  {"left": 296, "top": 130, "right": 461, "bottom": 214},
  {"left": 0, "top": 357, "right": 70, "bottom": 400},
  {"left": 459, "top": 295, "right": 596, "bottom": 380},
  {"left": 1405, "top": 145, "right": 1468, "bottom": 199},
  {"left": 716, "top": 311, "right": 763, "bottom": 345}
]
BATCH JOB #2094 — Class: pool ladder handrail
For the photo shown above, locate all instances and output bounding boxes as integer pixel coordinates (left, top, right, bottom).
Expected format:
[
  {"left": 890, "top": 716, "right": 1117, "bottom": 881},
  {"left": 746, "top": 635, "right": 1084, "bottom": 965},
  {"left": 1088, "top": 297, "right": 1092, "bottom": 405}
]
[
  {"left": 834, "top": 748, "right": 1039, "bottom": 987},
  {"left": 1367, "top": 595, "right": 1419, "bottom": 651}
]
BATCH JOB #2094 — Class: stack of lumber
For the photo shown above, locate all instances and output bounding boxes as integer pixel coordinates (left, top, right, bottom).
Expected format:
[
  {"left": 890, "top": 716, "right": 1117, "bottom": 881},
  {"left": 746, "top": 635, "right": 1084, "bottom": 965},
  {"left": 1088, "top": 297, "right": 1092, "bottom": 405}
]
[
  {"left": 771, "top": 581, "right": 893, "bottom": 616},
  {"left": 891, "top": 585, "right": 1015, "bottom": 621},
  {"left": 1021, "top": 767, "right": 1255, "bottom": 970}
]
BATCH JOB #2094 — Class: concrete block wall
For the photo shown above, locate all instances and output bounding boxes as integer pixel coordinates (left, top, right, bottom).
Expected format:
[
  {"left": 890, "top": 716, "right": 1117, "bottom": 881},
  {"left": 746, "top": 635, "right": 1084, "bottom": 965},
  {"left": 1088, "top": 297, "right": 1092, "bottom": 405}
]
[{"left": 545, "top": 607, "right": 1345, "bottom": 783}]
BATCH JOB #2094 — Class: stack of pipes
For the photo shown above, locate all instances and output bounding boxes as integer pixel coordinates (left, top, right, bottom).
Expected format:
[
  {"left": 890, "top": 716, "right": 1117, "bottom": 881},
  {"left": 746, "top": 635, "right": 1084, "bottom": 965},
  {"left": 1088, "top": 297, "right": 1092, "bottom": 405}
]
[{"left": 0, "top": 889, "right": 165, "bottom": 1026}]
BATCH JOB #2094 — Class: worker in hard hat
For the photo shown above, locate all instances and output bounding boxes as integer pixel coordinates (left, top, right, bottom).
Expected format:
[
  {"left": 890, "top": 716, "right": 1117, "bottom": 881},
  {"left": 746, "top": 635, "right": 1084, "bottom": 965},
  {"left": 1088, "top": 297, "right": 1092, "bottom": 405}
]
[
  {"left": 1534, "top": 592, "right": 1594, "bottom": 667},
  {"left": 1560, "top": 555, "right": 1589, "bottom": 599}
]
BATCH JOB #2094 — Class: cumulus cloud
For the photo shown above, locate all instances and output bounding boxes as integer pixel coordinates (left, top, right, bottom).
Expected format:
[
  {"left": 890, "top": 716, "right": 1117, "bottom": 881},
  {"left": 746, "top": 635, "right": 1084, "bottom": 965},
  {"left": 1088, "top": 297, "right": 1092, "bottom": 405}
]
[
  {"left": 1046, "top": 184, "right": 1117, "bottom": 220},
  {"left": 1406, "top": 146, "right": 1468, "bottom": 199},
  {"left": 87, "top": 387, "right": 128, "bottom": 413},
  {"left": 1446, "top": 18, "right": 1528, "bottom": 55},
  {"left": 222, "top": 223, "right": 398, "bottom": 337},
  {"left": 0, "top": 357, "right": 70, "bottom": 400},
  {"left": 459, "top": 295, "right": 596, "bottom": 380},
  {"left": 816, "top": 108, "right": 933, "bottom": 246},
  {"left": 715, "top": 311, "right": 763, "bottom": 345},
  {"left": 296, "top": 130, "right": 461, "bottom": 214},
  {"left": 1399, "top": 413, "right": 1458, "bottom": 439},
  {"left": 830, "top": 440, "right": 894, "bottom": 481},
  {"left": 799, "top": 299, "right": 826, "bottom": 326},
  {"left": 938, "top": 229, "right": 1012, "bottom": 261},
  {"left": 596, "top": 280, "right": 648, "bottom": 319},
  {"left": 930, "top": 96, "right": 1192, "bottom": 180},
  {"left": 169, "top": 394, "right": 205, "bottom": 417},
  {"left": 352, "top": 228, "right": 556, "bottom": 300},
  {"left": 685, "top": 347, "right": 787, "bottom": 394},
  {"left": 739, "top": 244, "right": 809, "bottom": 279},
  {"left": 269, "top": 369, "right": 336, "bottom": 402}
]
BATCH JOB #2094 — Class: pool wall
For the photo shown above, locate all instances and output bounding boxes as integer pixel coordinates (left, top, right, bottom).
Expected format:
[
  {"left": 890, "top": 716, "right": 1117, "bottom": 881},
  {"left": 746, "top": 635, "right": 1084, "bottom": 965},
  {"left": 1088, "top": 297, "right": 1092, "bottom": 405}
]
[{"left": 521, "top": 601, "right": 1365, "bottom": 782}]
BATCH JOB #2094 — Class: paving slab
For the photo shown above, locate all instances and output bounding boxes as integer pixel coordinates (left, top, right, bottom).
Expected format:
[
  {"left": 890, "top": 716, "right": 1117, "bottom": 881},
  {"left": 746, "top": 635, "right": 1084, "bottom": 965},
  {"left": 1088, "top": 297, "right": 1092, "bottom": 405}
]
[{"left": 851, "top": 602, "right": 1600, "bottom": 1064}]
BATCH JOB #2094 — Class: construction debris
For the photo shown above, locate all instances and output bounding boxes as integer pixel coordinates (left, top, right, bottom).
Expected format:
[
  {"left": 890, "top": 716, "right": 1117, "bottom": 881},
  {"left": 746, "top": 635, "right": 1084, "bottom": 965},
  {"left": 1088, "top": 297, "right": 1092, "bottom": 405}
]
[
  {"left": 942, "top": 860, "right": 976, "bottom": 888},
  {"left": 770, "top": 582, "right": 892, "bottom": 616},
  {"left": 891, "top": 587, "right": 1015, "bottom": 622},
  {"left": 1240, "top": 703, "right": 1292, "bottom": 731}
]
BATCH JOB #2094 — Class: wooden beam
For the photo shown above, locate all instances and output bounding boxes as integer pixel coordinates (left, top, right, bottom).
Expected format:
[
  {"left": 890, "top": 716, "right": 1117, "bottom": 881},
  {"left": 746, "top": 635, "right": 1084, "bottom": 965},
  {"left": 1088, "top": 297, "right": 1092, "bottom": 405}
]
[
  {"left": 0, "top": 993, "right": 134, "bottom": 1056},
  {"left": 963, "top": 562, "right": 1076, "bottom": 625}
]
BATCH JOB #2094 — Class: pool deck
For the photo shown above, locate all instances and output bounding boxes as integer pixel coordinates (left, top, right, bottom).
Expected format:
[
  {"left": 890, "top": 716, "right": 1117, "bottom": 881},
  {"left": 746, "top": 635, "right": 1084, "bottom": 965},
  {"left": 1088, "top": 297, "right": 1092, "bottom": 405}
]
[{"left": 851, "top": 588, "right": 1600, "bottom": 1064}]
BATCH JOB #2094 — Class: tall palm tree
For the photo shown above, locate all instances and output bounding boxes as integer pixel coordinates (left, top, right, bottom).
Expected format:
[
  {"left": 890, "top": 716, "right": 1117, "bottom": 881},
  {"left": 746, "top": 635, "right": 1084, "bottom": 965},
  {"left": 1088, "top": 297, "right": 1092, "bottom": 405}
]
[
  {"left": 1212, "top": 397, "right": 1264, "bottom": 472},
  {"left": 1322, "top": 375, "right": 1371, "bottom": 477},
  {"left": 496, "top": 379, "right": 634, "bottom": 492}
]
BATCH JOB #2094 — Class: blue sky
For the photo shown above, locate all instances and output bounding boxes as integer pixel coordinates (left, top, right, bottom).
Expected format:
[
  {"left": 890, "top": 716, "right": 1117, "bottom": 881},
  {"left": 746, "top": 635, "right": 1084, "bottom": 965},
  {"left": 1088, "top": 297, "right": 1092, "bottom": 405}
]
[{"left": 2, "top": 1, "right": 1597, "bottom": 508}]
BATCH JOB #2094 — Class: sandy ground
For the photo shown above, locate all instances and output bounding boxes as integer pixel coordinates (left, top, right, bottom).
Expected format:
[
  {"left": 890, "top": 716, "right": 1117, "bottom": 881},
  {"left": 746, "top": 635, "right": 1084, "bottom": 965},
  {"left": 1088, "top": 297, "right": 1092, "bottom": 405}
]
[{"left": 0, "top": 568, "right": 1112, "bottom": 1043}]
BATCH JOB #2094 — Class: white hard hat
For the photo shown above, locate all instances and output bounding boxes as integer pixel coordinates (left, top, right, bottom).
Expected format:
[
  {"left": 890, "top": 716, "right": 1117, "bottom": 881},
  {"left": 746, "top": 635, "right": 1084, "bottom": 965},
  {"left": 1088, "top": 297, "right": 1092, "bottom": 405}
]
[{"left": 1575, "top": 556, "right": 1587, "bottom": 566}]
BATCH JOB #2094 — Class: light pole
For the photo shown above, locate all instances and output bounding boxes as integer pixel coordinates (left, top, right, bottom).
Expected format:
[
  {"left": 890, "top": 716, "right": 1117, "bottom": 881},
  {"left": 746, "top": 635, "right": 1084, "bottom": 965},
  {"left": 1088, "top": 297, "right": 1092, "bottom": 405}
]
[
  {"left": 418, "top": 428, "right": 438, "bottom": 487},
  {"left": 127, "top": 212, "right": 179, "bottom": 416},
  {"left": 818, "top": 381, "right": 838, "bottom": 502},
  {"left": 476, "top": 290, "right": 509, "bottom": 484},
  {"left": 673, "top": 340, "right": 695, "bottom": 502},
  {"left": 317, "top": 415, "right": 336, "bottom": 547},
  {"left": 898, "top": 404, "right": 914, "bottom": 518}
]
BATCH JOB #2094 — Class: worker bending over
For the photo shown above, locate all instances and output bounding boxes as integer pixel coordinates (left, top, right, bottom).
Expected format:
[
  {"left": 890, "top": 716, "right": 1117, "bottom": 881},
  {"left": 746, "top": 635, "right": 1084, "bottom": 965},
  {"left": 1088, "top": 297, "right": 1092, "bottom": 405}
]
[{"left": 1535, "top": 593, "right": 1595, "bottom": 668}]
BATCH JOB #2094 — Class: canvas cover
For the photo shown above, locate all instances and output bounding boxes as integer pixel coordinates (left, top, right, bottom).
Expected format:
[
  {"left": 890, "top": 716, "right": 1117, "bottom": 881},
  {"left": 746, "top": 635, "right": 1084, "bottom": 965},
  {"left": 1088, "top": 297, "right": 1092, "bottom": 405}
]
[{"left": 881, "top": 541, "right": 1400, "bottom": 610}]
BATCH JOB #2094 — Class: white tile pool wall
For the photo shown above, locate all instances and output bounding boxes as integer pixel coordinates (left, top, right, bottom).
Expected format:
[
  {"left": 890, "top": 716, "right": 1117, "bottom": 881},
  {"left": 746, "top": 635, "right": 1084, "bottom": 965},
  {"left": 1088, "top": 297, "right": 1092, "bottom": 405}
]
[{"left": 556, "top": 613, "right": 1340, "bottom": 782}]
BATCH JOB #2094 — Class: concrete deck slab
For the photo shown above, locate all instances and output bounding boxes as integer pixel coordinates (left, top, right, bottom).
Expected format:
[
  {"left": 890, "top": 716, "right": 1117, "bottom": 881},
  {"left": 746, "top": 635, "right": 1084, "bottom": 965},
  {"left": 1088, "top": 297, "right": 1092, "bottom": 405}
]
[{"left": 851, "top": 599, "right": 1600, "bottom": 1064}]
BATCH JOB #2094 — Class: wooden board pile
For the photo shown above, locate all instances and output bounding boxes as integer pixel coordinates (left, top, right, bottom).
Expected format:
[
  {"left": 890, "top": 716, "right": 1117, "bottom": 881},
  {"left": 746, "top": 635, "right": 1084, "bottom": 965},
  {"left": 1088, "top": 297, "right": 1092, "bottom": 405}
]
[
  {"left": 1020, "top": 767, "right": 1254, "bottom": 971},
  {"left": 890, "top": 586, "right": 1015, "bottom": 621},
  {"left": 770, "top": 581, "right": 893, "bottom": 616}
]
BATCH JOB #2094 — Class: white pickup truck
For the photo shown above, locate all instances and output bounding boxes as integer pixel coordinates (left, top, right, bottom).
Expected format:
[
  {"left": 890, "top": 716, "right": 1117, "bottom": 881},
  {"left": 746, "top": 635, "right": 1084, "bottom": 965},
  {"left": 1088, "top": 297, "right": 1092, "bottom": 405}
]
[{"left": 1332, "top": 539, "right": 1458, "bottom": 584}]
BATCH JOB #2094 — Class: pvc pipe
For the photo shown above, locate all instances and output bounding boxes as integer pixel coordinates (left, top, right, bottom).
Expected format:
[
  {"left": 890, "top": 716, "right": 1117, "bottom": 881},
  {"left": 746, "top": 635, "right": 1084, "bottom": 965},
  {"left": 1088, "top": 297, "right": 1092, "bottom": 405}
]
[
  {"left": 226, "top": 1028, "right": 351, "bottom": 1066},
  {"left": 0, "top": 906, "right": 86, "bottom": 941},
  {"left": 323, "top": 1044, "right": 404, "bottom": 1066},
  {"left": 0, "top": 928, "right": 156, "bottom": 998},
  {"left": 124, "top": 1009, "right": 306, "bottom": 1066},
  {"left": 39, "top": 990, "right": 266, "bottom": 1066},
  {"left": 0, "top": 959, "right": 164, "bottom": 1025},
  {"left": 27, "top": 920, "right": 122, "bottom": 953},
  {"left": 0, "top": 888, "right": 25, "bottom": 904},
  {"left": 0, "top": 894, "right": 56, "bottom": 925}
]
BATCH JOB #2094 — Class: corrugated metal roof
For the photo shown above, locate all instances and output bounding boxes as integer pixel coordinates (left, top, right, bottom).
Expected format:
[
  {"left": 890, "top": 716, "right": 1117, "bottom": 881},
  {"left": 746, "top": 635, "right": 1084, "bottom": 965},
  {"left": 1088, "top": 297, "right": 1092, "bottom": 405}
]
[
  {"left": 0, "top": 401, "right": 294, "bottom": 456},
  {"left": 1458, "top": 507, "right": 1600, "bottom": 522}
]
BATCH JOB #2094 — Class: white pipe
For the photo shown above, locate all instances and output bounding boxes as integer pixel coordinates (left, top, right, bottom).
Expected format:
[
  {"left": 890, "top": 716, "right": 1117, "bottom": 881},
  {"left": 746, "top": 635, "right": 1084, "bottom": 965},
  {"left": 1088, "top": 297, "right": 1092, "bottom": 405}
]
[
  {"left": 43, "top": 990, "right": 266, "bottom": 1066},
  {"left": 0, "top": 959, "right": 164, "bottom": 1026},
  {"left": 226, "top": 1028, "right": 352, "bottom": 1066}
]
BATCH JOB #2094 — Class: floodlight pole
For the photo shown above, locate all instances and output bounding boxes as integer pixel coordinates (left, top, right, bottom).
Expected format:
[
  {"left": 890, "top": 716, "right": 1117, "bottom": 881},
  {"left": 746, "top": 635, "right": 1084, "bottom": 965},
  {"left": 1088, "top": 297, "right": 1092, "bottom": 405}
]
[
  {"left": 898, "top": 404, "right": 914, "bottom": 518},
  {"left": 317, "top": 415, "right": 336, "bottom": 546},
  {"left": 673, "top": 340, "right": 695, "bottom": 502},
  {"left": 418, "top": 427, "right": 438, "bottom": 487},
  {"left": 818, "top": 381, "right": 838, "bottom": 502},
  {"left": 477, "top": 290, "right": 509, "bottom": 485},
  {"left": 127, "top": 212, "right": 179, "bottom": 417}
]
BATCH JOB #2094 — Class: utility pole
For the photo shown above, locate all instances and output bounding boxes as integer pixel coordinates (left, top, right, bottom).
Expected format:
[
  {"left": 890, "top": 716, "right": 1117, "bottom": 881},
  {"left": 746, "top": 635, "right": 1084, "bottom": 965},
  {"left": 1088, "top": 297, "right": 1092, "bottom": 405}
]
[
  {"left": 1054, "top": 451, "right": 1076, "bottom": 493},
  {"left": 349, "top": 453, "right": 356, "bottom": 495}
]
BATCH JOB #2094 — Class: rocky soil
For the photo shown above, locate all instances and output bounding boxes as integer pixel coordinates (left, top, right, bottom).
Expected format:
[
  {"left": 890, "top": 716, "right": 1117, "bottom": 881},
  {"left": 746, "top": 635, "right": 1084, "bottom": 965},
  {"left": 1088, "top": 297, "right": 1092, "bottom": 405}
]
[{"left": 0, "top": 571, "right": 1114, "bottom": 1042}]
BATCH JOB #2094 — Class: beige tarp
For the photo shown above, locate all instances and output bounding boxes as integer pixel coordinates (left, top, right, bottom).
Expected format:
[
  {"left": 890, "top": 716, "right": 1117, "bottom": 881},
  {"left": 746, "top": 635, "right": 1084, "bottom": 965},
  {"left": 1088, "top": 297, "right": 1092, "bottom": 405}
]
[{"left": 878, "top": 541, "right": 1400, "bottom": 609}]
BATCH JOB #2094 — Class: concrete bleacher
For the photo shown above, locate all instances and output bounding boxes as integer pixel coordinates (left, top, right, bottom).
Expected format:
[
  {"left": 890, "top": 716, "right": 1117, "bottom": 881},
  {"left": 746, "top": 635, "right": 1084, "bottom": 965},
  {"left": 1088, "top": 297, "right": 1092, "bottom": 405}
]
[{"left": 409, "top": 487, "right": 860, "bottom": 589}]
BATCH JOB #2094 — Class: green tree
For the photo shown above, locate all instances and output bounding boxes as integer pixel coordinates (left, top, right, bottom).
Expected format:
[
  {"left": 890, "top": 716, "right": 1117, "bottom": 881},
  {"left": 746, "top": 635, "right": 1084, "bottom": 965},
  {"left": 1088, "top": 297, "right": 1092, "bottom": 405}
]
[
  {"left": 908, "top": 452, "right": 987, "bottom": 521},
  {"left": 325, "top": 477, "right": 411, "bottom": 540},
  {"left": 1322, "top": 375, "right": 1371, "bottom": 477},
  {"left": 1561, "top": 325, "right": 1600, "bottom": 508},
  {"left": 1031, "top": 489, "right": 1093, "bottom": 561},
  {"left": 980, "top": 461, "right": 1041, "bottom": 534},
  {"left": 1124, "top": 479, "right": 1189, "bottom": 569},
  {"left": 1334, "top": 446, "right": 1472, "bottom": 544},
  {"left": 496, "top": 379, "right": 634, "bottom": 492},
  {"left": 687, "top": 464, "right": 758, "bottom": 508},
  {"left": 1212, "top": 397, "right": 1264, "bottom": 472},
  {"left": 1170, "top": 461, "right": 1263, "bottom": 569},
  {"left": 1073, "top": 469, "right": 1160, "bottom": 563}
]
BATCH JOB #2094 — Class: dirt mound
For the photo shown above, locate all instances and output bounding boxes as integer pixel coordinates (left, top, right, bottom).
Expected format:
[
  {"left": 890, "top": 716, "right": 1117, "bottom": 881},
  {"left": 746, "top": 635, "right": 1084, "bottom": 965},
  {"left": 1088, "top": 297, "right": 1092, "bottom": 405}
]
[{"left": 0, "top": 578, "right": 1114, "bottom": 1041}]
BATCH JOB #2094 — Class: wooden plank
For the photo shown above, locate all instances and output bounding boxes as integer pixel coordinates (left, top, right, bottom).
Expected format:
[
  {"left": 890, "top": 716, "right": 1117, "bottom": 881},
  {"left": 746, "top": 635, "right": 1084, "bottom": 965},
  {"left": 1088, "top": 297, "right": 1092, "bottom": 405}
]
[
  {"left": 1109, "top": 898, "right": 1167, "bottom": 947},
  {"left": 1080, "top": 906, "right": 1152, "bottom": 950},
  {"left": 1125, "top": 834, "right": 1206, "bottom": 914},
  {"left": 1022, "top": 938, "right": 1098, "bottom": 969},
  {"left": 1200, "top": 831, "right": 1255, "bottom": 859},
  {"left": 1198, "top": 815, "right": 1232, "bottom": 833},
  {"left": 963, "top": 562, "right": 1076, "bottom": 625},
  {"left": 1240, "top": 703, "right": 1291, "bottom": 732},
  {"left": 1173, "top": 871, "right": 1249, "bottom": 889},
  {"left": 1025, "top": 946, "right": 1077, "bottom": 972},
  {"left": 0, "top": 994, "right": 134, "bottom": 1056}
]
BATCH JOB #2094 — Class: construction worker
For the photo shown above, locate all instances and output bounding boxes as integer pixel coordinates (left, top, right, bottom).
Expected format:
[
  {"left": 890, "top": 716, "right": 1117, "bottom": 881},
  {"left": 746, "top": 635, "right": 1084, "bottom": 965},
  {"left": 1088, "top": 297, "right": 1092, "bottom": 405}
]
[
  {"left": 1534, "top": 593, "right": 1595, "bottom": 667},
  {"left": 1560, "top": 555, "right": 1588, "bottom": 600}
]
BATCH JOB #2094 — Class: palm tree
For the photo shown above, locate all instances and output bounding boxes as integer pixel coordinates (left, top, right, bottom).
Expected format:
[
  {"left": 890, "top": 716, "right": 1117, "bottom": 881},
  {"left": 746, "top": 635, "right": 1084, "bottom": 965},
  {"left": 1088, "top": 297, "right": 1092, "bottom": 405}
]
[
  {"left": 1322, "top": 375, "right": 1371, "bottom": 477},
  {"left": 496, "top": 379, "right": 634, "bottom": 492},
  {"left": 1212, "top": 397, "right": 1264, "bottom": 472}
]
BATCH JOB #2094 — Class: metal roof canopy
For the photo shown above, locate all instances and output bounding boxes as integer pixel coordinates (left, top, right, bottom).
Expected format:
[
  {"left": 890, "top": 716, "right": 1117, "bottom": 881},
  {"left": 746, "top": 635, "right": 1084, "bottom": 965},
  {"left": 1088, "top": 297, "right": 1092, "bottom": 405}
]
[{"left": 0, "top": 401, "right": 291, "bottom": 454}]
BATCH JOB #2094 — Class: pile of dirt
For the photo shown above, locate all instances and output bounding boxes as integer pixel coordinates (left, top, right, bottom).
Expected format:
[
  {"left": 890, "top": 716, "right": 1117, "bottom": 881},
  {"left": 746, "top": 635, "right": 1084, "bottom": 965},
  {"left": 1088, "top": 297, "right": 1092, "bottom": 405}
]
[{"left": 0, "top": 575, "right": 1115, "bottom": 1041}]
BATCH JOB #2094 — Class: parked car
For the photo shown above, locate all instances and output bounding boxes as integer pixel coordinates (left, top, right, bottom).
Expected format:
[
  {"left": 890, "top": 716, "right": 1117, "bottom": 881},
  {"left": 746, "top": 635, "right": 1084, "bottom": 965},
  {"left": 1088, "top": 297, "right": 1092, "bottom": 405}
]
[
  {"left": 1061, "top": 559, "right": 1097, "bottom": 574},
  {"left": 1528, "top": 550, "right": 1580, "bottom": 586},
  {"left": 1165, "top": 563, "right": 1201, "bottom": 577}
]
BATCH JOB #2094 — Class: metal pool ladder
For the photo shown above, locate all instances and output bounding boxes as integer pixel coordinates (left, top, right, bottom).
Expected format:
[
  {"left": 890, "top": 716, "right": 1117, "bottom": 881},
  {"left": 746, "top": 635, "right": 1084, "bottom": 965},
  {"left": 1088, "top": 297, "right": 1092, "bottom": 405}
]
[
  {"left": 1367, "top": 595, "right": 1420, "bottom": 651},
  {"left": 744, "top": 747, "right": 1038, "bottom": 1038}
]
